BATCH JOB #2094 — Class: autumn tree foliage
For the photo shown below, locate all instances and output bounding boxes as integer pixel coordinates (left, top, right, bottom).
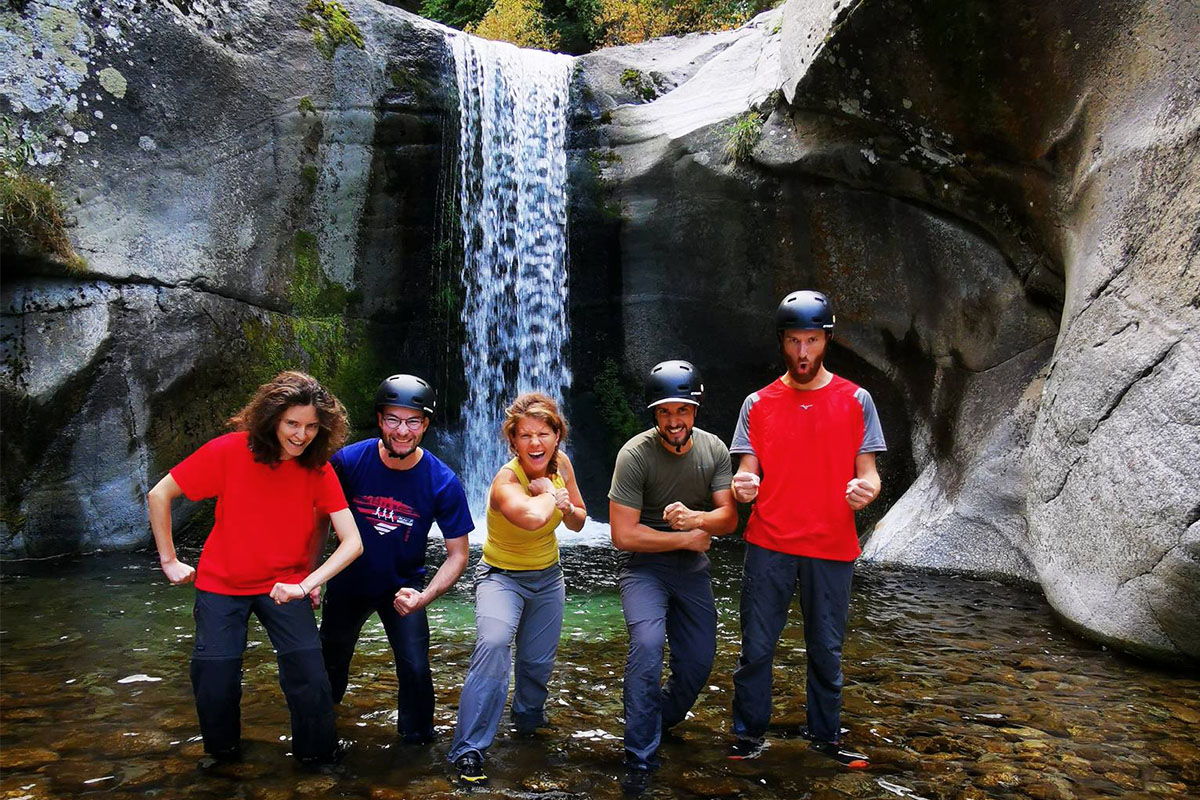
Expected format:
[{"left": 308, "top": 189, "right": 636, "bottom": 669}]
[{"left": 422, "top": 0, "right": 775, "bottom": 53}]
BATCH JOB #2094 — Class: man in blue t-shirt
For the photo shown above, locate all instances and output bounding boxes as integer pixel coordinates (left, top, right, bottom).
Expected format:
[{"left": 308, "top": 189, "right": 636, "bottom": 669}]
[{"left": 318, "top": 374, "right": 474, "bottom": 744}]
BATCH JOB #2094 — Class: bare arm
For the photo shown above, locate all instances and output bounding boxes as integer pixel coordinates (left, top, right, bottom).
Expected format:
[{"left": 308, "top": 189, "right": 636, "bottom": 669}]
[
  {"left": 491, "top": 468, "right": 560, "bottom": 531},
  {"left": 609, "top": 501, "right": 710, "bottom": 553},
  {"left": 662, "top": 489, "right": 738, "bottom": 536},
  {"left": 270, "top": 507, "right": 363, "bottom": 604},
  {"left": 553, "top": 453, "right": 588, "bottom": 533},
  {"left": 395, "top": 534, "right": 470, "bottom": 616},
  {"left": 846, "top": 452, "right": 881, "bottom": 511},
  {"left": 148, "top": 474, "right": 195, "bottom": 585},
  {"left": 731, "top": 454, "right": 762, "bottom": 503},
  {"left": 304, "top": 513, "right": 331, "bottom": 608}
]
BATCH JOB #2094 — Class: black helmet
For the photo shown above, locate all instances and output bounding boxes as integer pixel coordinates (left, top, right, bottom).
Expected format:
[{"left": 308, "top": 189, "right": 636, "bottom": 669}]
[
  {"left": 645, "top": 360, "right": 704, "bottom": 409},
  {"left": 374, "top": 374, "right": 436, "bottom": 417},
  {"left": 776, "top": 290, "right": 835, "bottom": 337}
]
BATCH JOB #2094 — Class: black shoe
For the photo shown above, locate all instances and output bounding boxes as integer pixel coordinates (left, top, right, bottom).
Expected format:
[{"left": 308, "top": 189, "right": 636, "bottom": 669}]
[
  {"left": 621, "top": 766, "right": 652, "bottom": 796},
  {"left": 809, "top": 739, "right": 870, "bottom": 768},
  {"left": 454, "top": 752, "right": 488, "bottom": 785},
  {"left": 727, "top": 736, "right": 767, "bottom": 760},
  {"left": 660, "top": 726, "right": 685, "bottom": 744},
  {"left": 298, "top": 740, "right": 349, "bottom": 774},
  {"left": 515, "top": 721, "right": 557, "bottom": 738},
  {"left": 797, "top": 726, "right": 848, "bottom": 741},
  {"left": 198, "top": 745, "right": 241, "bottom": 769}
]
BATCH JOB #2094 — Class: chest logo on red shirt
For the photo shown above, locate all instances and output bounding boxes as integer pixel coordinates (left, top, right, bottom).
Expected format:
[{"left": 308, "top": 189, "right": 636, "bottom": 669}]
[
  {"left": 800, "top": 404, "right": 814, "bottom": 410},
  {"left": 352, "top": 495, "right": 420, "bottom": 539}
]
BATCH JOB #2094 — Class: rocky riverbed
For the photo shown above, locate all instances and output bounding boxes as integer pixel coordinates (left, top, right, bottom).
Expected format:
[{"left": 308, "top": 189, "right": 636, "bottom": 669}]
[{"left": 1, "top": 543, "right": 1196, "bottom": 799}]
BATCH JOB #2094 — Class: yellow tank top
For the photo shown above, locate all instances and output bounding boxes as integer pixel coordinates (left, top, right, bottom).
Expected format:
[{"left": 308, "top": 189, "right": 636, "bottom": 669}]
[{"left": 483, "top": 458, "right": 563, "bottom": 571}]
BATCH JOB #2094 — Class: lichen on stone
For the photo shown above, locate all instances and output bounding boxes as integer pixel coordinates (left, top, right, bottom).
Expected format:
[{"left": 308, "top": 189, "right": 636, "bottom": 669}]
[{"left": 98, "top": 67, "right": 127, "bottom": 99}]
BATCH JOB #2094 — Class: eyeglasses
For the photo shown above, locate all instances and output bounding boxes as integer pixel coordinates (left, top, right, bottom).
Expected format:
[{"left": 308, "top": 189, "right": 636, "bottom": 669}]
[{"left": 381, "top": 415, "right": 425, "bottom": 431}]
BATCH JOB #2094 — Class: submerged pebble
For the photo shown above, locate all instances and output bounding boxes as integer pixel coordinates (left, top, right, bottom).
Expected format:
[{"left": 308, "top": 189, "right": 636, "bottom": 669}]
[{"left": 0, "top": 548, "right": 1196, "bottom": 799}]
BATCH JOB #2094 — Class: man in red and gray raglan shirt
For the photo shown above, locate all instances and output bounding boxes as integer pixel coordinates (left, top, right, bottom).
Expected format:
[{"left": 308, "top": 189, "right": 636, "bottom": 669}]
[{"left": 726, "top": 290, "right": 886, "bottom": 768}]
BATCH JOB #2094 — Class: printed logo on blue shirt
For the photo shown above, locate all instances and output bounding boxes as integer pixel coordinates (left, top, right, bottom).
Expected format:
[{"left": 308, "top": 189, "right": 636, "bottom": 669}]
[{"left": 352, "top": 495, "right": 419, "bottom": 541}]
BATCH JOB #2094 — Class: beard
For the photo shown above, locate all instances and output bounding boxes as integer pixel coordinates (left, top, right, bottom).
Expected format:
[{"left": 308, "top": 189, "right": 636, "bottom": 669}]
[
  {"left": 657, "top": 426, "right": 693, "bottom": 451},
  {"left": 788, "top": 351, "right": 825, "bottom": 384},
  {"left": 382, "top": 433, "right": 420, "bottom": 459}
]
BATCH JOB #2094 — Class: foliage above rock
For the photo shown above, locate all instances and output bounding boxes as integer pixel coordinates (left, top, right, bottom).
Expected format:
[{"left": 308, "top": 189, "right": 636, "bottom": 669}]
[
  {"left": 0, "top": 117, "right": 85, "bottom": 273},
  {"left": 420, "top": 0, "right": 777, "bottom": 54}
]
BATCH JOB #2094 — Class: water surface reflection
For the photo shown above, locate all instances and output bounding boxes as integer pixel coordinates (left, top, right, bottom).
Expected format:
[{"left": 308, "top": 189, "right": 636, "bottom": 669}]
[{"left": 2, "top": 542, "right": 1197, "bottom": 798}]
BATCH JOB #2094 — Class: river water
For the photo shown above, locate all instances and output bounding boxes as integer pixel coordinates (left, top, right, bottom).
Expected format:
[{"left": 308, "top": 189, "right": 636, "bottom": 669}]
[{"left": 1, "top": 541, "right": 1196, "bottom": 799}]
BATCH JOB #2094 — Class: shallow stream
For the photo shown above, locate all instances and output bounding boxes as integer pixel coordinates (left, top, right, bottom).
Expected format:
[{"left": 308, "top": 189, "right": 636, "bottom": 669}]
[{"left": 2, "top": 542, "right": 1197, "bottom": 799}]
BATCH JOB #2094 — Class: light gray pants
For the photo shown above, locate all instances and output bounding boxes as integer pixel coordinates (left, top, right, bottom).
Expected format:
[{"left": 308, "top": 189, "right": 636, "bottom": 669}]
[{"left": 448, "top": 561, "right": 565, "bottom": 761}]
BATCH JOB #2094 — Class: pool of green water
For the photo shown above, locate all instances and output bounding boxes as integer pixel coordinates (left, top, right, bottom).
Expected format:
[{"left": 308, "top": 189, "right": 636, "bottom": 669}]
[{"left": 1, "top": 541, "right": 1197, "bottom": 799}]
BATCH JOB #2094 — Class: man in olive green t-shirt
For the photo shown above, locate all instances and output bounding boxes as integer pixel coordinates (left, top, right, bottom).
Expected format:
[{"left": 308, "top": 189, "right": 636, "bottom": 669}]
[{"left": 609, "top": 360, "right": 738, "bottom": 795}]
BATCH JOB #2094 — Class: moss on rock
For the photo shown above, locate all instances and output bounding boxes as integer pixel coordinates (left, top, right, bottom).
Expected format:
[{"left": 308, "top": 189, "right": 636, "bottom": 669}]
[
  {"left": 0, "top": 169, "right": 87, "bottom": 273},
  {"left": 300, "top": 0, "right": 365, "bottom": 60}
]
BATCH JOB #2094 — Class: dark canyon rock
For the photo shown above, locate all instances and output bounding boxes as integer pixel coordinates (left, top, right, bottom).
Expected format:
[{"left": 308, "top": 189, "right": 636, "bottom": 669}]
[{"left": 570, "top": 0, "right": 1197, "bottom": 660}]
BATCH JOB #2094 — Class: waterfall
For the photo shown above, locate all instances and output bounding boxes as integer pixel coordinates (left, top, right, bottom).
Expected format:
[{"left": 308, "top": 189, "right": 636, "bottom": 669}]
[{"left": 450, "top": 35, "right": 575, "bottom": 513}]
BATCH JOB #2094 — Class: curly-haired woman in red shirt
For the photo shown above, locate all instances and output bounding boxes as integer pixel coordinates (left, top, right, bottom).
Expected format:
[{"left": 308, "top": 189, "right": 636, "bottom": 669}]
[{"left": 148, "top": 371, "right": 363, "bottom": 768}]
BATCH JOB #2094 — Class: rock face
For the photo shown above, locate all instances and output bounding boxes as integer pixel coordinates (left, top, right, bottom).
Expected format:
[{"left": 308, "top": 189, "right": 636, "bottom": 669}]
[
  {"left": 569, "top": 0, "right": 1197, "bottom": 660},
  {"left": 3, "top": 0, "right": 1196, "bottom": 662},
  {"left": 1, "top": 0, "right": 463, "bottom": 553}
]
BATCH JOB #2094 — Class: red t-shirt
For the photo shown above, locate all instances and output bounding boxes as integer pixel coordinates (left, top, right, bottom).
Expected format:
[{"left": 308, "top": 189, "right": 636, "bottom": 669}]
[
  {"left": 170, "top": 431, "right": 348, "bottom": 595},
  {"left": 730, "top": 375, "right": 886, "bottom": 561}
]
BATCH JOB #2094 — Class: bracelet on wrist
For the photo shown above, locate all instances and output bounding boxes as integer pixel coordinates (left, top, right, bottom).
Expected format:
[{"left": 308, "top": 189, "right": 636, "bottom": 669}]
[{"left": 298, "top": 581, "right": 308, "bottom": 594}]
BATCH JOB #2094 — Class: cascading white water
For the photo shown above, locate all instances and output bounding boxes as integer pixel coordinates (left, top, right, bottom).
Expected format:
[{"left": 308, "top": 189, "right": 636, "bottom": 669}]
[{"left": 451, "top": 35, "right": 575, "bottom": 513}]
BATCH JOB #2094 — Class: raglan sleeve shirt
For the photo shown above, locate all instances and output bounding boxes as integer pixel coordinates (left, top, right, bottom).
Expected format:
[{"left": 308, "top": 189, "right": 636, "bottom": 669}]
[
  {"left": 728, "top": 378, "right": 886, "bottom": 561},
  {"left": 729, "top": 394, "right": 756, "bottom": 458}
]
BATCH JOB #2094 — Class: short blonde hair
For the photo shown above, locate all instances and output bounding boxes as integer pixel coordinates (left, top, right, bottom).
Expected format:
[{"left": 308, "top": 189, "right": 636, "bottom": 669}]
[{"left": 501, "top": 392, "right": 568, "bottom": 476}]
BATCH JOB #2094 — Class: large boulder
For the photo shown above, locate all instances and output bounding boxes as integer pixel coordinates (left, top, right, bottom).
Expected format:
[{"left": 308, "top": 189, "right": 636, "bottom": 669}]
[
  {"left": 569, "top": 0, "right": 1198, "bottom": 661},
  {"left": 1, "top": 0, "right": 461, "bottom": 554}
]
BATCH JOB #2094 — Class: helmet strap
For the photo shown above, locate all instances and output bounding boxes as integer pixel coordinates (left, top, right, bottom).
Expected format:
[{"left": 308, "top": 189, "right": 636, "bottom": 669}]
[{"left": 657, "top": 427, "right": 693, "bottom": 453}]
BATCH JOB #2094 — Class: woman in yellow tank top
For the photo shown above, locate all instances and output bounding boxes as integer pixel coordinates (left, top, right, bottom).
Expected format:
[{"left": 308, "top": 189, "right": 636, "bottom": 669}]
[{"left": 448, "top": 393, "right": 586, "bottom": 784}]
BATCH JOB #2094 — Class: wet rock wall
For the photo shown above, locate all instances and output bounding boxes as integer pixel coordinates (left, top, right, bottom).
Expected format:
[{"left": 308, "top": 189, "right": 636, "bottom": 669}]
[{"left": 1, "top": 1, "right": 462, "bottom": 554}]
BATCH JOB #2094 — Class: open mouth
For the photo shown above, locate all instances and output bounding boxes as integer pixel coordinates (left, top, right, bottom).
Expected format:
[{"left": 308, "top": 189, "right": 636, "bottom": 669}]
[{"left": 527, "top": 450, "right": 547, "bottom": 461}]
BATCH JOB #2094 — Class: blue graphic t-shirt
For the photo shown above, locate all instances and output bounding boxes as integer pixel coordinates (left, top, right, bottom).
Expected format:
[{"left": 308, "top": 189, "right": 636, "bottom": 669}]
[{"left": 326, "top": 438, "right": 473, "bottom": 599}]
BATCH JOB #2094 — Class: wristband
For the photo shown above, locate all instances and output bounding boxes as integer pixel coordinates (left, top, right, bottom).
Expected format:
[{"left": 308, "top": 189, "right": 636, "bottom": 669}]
[{"left": 298, "top": 581, "right": 308, "bottom": 594}]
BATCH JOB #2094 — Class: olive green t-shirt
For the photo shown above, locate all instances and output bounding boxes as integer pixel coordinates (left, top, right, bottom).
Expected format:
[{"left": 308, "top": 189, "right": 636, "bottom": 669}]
[{"left": 608, "top": 427, "right": 733, "bottom": 532}]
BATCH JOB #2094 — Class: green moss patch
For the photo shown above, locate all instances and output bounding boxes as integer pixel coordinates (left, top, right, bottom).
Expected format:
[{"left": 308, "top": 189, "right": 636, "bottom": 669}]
[
  {"left": 620, "top": 68, "right": 658, "bottom": 102},
  {"left": 300, "top": 0, "right": 365, "bottom": 60},
  {"left": 299, "top": 163, "right": 319, "bottom": 194},
  {"left": 288, "top": 230, "right": 352, "bottom": 317},
  {"left": 241, "top": 314, "right": 383, "bottom": 428}
]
